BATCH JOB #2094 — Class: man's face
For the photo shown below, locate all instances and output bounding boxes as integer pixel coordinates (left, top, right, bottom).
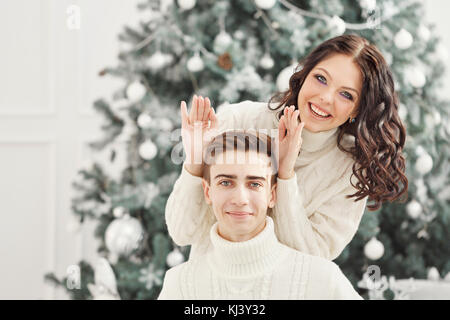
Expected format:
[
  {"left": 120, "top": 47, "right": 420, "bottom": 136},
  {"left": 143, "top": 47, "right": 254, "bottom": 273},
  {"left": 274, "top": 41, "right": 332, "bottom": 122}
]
[{"left": 201, "top": 150, "right": 277, "bottom": 242}]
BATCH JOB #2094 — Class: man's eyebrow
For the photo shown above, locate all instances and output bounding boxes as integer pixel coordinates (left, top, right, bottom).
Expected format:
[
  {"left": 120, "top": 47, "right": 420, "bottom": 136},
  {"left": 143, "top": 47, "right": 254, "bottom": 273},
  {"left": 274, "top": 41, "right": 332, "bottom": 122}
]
[
  {"left": 214, "top": 174, "right": 266, "bottom": 181},
  {"left": 315, "top": 67, "right": 359, "bottom": 95}
]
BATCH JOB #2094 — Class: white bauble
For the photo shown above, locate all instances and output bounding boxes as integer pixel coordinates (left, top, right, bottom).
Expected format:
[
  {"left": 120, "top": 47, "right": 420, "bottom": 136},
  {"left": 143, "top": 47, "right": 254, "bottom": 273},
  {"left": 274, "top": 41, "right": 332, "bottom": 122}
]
[
  {"left": 433, "top": 111, "right": 442, "bottom": 126},
  {"left": 177, "top": 0, "right": 196, "bottom": 10},
  {"left": 126, "top": 81, "right": 146, "bottom": 102},
  {"left": 148, "top": 51, "right": 170, "bottom": 71},
  {"left": 113, "top": 206, "right": 126, "bottom": 219},
  {"left": 187, "top": 53, "right": 204, "bottom": 73},
  {"left": 406, "top": 200, "right": 422, "bottom": 219},
  {"left": 276, "top": 63, "right": 298, "bottom": 92},
  {"left": 139, "top": 140, "right": 158, "bottom": 160},
  {"left": 418, "top": 25, "right": 430, "bottom": 42},
  {"left": 327, "top": 15, "right": 346, "bottom": 36},
  {"left": 254, "top": 0, "right": 277, "bottom": 10},
  {"left": 166, "top": 248, "right": 185, "bottom": 267},
  {"left": 364, "top": 237, "right": 384, "bottom": 260},
  {"left": 213, "top": 31, "right": 233, "bottom": 53},
  {"left": 427, "top": 267, "right": 440, "bottom": 281},
  {"left": 233, "top": 30, "right": 245, "bottom": 40},
  {"left": 260, "top": 53, "right": 274, "bottom": 70},
  {"left": 415, "top": 152, "right": 433, "bottom": 175},
  {"left": 105, "top": 215, "right": 144, "bottom": 258},
  {"left": 360, "top": 0, "right": 377, "bottom": 11},
  {"left": 394, "top": 29, "right": 413, "bottom": 50},
  {"left": 137, "top": 113, "right": 153, "bottom": 129},
  {"left": 406, "top": 67, "right": 426, "bottom": 88},
  {"left": 158, "top": 118, "right": 174, "bottom": 131},
  {"left": 398, "top": 103, "right": 407, "bottom": 121}
]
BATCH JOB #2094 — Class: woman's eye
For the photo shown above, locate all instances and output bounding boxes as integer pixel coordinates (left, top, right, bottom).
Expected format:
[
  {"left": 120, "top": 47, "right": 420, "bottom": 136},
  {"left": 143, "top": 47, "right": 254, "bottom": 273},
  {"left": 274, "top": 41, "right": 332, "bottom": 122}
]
[
  {"left": 315, "top": 74, "right": 327, "bottom": 84},
  {"left": 341, "top": 91, "right": 353, "bottom": 100}
]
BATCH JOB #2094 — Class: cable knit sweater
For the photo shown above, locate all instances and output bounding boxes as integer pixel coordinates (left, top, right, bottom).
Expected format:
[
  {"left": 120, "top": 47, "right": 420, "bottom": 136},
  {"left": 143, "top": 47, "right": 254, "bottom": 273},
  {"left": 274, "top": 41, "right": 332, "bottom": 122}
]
[
  {"left": 158, "top": 217, "right": 362, "bottom": 300},
  {"left": 166, "top": 100, "right": 368, "bottom": 260}
]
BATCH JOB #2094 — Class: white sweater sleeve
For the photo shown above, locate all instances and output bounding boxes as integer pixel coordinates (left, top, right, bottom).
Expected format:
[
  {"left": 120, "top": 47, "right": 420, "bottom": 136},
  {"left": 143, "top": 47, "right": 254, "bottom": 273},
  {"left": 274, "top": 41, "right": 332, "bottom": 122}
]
[
  {"left": 164, "top": 102, "right": 242, "bottom": 247},
  {"left": 331, "top": 264, "right": 364, "bottom": 300},
  {"left": 274, "top": 172, "right": 367, "bottom": 261},
  {"left": 157, "top": 268, "right": 183, "bottom": 300}
]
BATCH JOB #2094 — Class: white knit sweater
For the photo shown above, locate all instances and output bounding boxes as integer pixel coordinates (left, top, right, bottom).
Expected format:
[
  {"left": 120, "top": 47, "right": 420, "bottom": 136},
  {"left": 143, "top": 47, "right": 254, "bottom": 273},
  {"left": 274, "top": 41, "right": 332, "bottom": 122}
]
[
  {"left": 166, "top": 100, "right": 368, "bottom": 261},
  {"left": 158, "top": 217, "right": 362, "bottom": 300}
]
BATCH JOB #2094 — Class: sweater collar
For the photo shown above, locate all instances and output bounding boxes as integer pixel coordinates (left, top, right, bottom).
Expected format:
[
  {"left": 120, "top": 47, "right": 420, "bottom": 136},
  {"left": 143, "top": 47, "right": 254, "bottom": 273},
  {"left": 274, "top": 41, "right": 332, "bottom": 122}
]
[
  {"left": 208, "top": 217, "right": 283, "bottom": 278},
  {"left": 271, "top": 105, "right": 338, "bottom": 153}
]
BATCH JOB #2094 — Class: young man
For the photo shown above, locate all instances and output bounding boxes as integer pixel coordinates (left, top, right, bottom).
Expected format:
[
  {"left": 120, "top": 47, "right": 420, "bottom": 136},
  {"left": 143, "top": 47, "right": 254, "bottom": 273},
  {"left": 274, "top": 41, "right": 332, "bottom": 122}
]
[{"left": 158, "top": 130, "right": 362, "bottom": 299}]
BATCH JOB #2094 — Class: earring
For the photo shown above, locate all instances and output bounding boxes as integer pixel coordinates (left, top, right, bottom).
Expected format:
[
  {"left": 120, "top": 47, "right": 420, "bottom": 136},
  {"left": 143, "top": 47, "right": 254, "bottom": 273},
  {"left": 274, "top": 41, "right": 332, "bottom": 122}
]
[{"left": 349, "top": 117, "right": 356, "bottom": 123}]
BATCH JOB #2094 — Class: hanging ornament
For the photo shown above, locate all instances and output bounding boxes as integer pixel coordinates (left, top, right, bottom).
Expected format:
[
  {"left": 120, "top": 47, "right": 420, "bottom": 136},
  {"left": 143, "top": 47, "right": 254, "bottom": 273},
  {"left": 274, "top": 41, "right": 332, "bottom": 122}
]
[
  {"left": 139, "top": 139, "right": 158, "bottom": 160},
  {"left": 137, "top": 113, "right": 153, "bottom": 129},
  {"left": 406, "top": 66, "right": 426, "bottom": 88},
  {"left": 415, "top": 152, "right": 433, "bottom": 175},
  {"left": 148, "top": 50, "right": 173, "bottom": 72},
  {"left": 105, "top": 214, "right": 144, "bottom": 262},
  {"left": 259, "top": 53, "right": 274, "bottom": 70},
  {"left": 158, "top": 117, "right": 174, "bottom": 131},
  {"left": 427, "top": 267, "right": 440, "bottom": 281},
  {"left": 417, "top": 24, "right": 430, "bottom": 42},
  {"left": 126, "top": 81, "right": 147, "bottom": 102},
  {"left": 217, "top": 52, "right": 233, "bottom": 71},
  {"left": 177, "top": 0, "right": 196, "bottom": 10},
  {"left": 233, "top": 29, "right": 245, "bottom": 40},
  {"left": 327, "top": 15, "right": 346, "bottom": 36},
  {"left": 394, "top": 28, "right": 413, "bottom": 50},
  {"left": 166, "top": 247, "right": 185, "bottom": 267},
  {"left": 406, "top": 200, "right": 422, "bottom": 219},
  {"left": 213, "top": 31, "right": 233, "bottom": 54},
  {"left": 87, "top": 258, "right": 120, "bottom": 300},
  {"left": 113, "top": 206, "right": 126, "bottom": 219},
  {"left": 359, "top": 0, "right": 377, "bottom": 12},
  {"left": 276, "top": 63, "right": 298, "bottom": 92},
  {"left": 187, "top": 52, "right": 204, "bottom": 73},
  {"left": 433, "top": 111, "right": 442, "bottom": 126},
  {"left": 364, "top": 237, "right": 384, "bottom": 260},
  {"left": 254, "top": 0, "right": 277, "bottom": 10}
]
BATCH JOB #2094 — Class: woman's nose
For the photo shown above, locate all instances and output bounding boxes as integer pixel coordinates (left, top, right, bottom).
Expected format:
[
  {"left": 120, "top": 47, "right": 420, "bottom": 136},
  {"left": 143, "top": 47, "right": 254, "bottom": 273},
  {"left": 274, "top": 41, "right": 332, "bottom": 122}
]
[{"left": 320, "top": 88, "right": 334, "bottom": 105}]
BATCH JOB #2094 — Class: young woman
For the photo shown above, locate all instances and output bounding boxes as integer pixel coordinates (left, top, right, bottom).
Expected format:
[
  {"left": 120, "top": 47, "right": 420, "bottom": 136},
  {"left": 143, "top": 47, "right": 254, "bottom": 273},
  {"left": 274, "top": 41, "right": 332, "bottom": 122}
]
[{"left": 166, "top": 34, "right": 408, "bottom": 261}]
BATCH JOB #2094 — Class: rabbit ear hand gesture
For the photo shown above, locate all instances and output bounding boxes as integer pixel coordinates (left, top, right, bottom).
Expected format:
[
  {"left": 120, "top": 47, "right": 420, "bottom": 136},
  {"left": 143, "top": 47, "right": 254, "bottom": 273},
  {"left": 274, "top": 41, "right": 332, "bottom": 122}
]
[{"left": 277, "top": 105, "right": 305, "bottom": 180}]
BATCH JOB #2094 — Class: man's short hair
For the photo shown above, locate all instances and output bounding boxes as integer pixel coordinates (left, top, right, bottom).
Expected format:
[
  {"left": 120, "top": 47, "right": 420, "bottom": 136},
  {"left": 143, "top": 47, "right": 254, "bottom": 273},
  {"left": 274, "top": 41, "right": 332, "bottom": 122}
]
[{"left": 202, "top": 130, "right": 278, "bottom": 186}]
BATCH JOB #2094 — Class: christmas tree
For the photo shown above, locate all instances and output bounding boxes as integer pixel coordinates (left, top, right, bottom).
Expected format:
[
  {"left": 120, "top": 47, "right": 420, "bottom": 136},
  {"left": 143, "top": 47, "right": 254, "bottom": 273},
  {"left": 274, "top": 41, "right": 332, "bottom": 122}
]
[{"left": 45, "top": 0, "right": 450, "bottom": 300}]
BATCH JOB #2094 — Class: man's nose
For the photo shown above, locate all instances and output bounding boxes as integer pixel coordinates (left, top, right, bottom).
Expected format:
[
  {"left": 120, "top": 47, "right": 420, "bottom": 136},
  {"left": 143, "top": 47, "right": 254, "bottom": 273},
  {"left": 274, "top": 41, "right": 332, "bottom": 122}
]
[{"left": 231, "top": 184, "right": 250, "bottom": 206}]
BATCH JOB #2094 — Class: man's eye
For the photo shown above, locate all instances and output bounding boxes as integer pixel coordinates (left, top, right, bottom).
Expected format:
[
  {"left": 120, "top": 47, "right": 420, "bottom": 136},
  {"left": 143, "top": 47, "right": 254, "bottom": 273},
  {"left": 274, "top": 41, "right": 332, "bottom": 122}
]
[
  {"left": 249, "top": 182, "right": 262, "bottom": 188},
  {"left": 219, "top": 180, "right": 231, "bottom": 186},
  {"left": 315, "top": 74, "right": 327, "bottom": 84},
  {"left": 341, "top": 91, "right": 353, "bottom": 100}
]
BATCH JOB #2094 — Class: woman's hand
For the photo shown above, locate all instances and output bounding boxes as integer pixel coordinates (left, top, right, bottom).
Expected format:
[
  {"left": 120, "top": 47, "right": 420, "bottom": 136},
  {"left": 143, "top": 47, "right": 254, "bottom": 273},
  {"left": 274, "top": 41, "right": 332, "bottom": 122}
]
[
  {"left": 180, "top": 95, "right": 218, "bottom": 176},
  {"left": 277, "top": 105, "right": 305, "bottom": 180}
]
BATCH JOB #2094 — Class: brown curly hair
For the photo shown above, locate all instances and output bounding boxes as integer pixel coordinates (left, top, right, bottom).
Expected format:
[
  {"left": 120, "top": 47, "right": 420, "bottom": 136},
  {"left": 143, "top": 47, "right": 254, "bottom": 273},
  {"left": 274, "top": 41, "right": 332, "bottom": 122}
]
[{"left": 268, "top": 34, "right": 408, "bottom": 211}]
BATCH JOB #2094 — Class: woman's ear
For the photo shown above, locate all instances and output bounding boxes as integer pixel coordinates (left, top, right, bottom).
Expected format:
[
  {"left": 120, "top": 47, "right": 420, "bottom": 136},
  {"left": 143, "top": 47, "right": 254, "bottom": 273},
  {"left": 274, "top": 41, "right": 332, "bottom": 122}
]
[
  {"left": 201, "top": 179, "right": 212, "bottom": 205},
  {"left": 268, "top": 182, "right": 277, "bottom": 208}
]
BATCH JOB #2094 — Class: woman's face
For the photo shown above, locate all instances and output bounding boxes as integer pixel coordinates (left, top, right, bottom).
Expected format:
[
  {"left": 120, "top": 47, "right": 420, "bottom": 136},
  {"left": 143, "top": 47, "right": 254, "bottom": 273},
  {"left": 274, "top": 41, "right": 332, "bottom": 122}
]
[{"left": 297, "top": 54, "right": 363, "bottom": 133}]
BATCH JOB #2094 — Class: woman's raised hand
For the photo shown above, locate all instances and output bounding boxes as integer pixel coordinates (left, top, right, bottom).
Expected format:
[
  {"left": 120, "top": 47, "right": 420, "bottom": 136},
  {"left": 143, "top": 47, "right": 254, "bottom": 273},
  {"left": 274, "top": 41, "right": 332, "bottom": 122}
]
[
  {"left": 277, "top": 105, "right": 305, "bottom": 180},
  {"left": 180, "top": 95, "right": 218, "bottom": 176}
]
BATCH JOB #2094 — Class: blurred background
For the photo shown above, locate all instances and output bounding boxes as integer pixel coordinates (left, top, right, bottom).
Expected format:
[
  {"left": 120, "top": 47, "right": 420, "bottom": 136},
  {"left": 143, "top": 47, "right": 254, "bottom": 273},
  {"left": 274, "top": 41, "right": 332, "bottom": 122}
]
[{"left": 0, "top": 0, "right": 449, "bottom": 300}]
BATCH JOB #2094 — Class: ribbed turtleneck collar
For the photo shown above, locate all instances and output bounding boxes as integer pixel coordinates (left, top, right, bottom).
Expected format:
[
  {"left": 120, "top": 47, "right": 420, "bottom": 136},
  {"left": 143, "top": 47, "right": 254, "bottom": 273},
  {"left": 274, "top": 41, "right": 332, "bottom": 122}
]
[
  {"left": 271, "top": 106, "right": 339, "bottom": 153},
  {"left": 208, "top": 217, "right": 284, "bottom": 279}
]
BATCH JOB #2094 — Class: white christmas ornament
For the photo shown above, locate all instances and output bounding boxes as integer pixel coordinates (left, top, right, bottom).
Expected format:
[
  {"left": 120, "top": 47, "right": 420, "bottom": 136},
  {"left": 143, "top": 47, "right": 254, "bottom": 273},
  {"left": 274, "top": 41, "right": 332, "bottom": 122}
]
[
  {"left": 417, "top": 25, "right": 430, "bottom": 42},
  {"left": 260, "top": 53, "right": 274, "bottom": 70},
  {"left": 406, "top": 66, "right": 426, "bottom": 88},
  {"left": 126, "top": 81, "right": 146, "bottom": 102},
  {"left": 276, "top": 63, "right": 298, "bottom": 92},
  {"left": 137, "top": 113, "right": 153, "bottom": 129},
  {"left": 139, "top": 139, "right": 158, "bottom": 160},
  {"left": 433, "top": 111, "right": 442, "bottom": 126},
  {"left": 415, "top": 152, "right": 433, "bottom": 175},
  {"left": 394, "top": 29, "right": 413, "bottom": 50},
  {"left": 158, "top": 118, "right": 174, "bottom": 131},
  {"left": 213, "top": 31, "right": 233, "bottom": 53},
  {"left": 166, "top": 248, "right": 185, "bottom": 267},
  {"left": 428, "top": 267, "right": 440, "bottom": 281},
  {"left": 360, "top": 0, "right": 377, "bottom": 12},
  {"left": 254, "top": 0, "right": 277, "bottom": 10},
  {"left": 187, "top": 53, "right": 204, "bottom": 73},
  {"left": 87, "top": 257, "right": 120, "bottom": 300},
  {"left": 105, "top": 214, "right": 144, "bottom": 260},
  {"left": 148, "top": 51, "right": 172, "bottom": 71},
  {"left": 364, "top": 237, "right": 384, "bottom": 260},
  {"left": 406, "top": 200, "right": 422, "bottom": 219},
  {"left": 113, "top": 206, "right": 126, "bottom": 219},
  {"left": 177, "top": 0, "right": 196, "bottom": 10},
  {"left": 327, "top": 15, "right": 346, "bottom": 36}
]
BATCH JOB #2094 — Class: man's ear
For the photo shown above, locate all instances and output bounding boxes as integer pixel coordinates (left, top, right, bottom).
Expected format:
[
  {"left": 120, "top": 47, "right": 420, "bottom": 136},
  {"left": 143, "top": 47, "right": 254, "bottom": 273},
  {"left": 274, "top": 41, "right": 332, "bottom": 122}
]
[
  {"left": 268, "top": 182, "right": 277, "bottom": 208},
  {"left": 201, "top": 179, "right": 212, "bottom": 205}
]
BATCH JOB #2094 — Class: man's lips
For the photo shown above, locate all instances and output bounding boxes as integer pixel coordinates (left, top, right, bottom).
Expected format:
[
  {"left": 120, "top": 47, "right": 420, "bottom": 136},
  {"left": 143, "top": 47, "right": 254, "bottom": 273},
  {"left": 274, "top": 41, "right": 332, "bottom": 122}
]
[{"left": 226, "top": 211, "right": 253, "bottom": 216}]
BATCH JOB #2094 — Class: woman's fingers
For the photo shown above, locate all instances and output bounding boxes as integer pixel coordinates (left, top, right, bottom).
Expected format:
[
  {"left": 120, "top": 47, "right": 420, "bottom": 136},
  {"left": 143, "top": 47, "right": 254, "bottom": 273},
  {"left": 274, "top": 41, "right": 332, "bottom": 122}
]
[
  {"left": 278, "top": 115, "right": 287, "bottom": 140},
  {"left": 209, "top": 107, "right": 218, "bottom": 129},
  {"left": 180, "top": 101, "right": 189, "bottom": 128},
  {"left": 203, "top": 97, "right": 211, "bottom": 121},
  {"left": 188, "top": 95, "right": 197, "bottom": 124},
  {"left": 197, "top": 96, "right": 205, "bottom": 123}
]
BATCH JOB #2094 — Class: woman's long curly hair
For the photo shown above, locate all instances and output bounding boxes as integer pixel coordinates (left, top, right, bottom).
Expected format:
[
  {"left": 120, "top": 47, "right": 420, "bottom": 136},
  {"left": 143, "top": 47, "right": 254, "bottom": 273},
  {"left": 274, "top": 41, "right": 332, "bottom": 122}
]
[{"left": 268, "top": 34, "right": 408, "bottom": 211}]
